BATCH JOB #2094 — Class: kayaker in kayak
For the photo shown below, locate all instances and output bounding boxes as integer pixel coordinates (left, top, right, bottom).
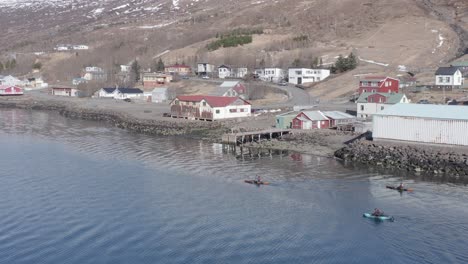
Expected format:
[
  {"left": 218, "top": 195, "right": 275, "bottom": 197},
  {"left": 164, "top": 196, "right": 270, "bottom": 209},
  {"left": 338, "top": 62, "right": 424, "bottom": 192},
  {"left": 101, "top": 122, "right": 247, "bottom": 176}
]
[
  {"left": 372, "top": 208, "right": 383, "bottom": 216},
  {"left": 397, "top": 182, "right": 404, "bottom": 190},
  {"left": 256, "top": 175, "right": 262, "bottom": 184}
]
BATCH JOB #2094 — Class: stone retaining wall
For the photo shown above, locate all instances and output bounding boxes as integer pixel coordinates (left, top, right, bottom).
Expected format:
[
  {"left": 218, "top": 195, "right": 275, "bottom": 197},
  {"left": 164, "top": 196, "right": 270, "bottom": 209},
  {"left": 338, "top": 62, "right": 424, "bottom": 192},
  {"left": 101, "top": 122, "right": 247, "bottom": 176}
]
[{"left": 335, "top": 140, "right": 468, "bottom": 178}]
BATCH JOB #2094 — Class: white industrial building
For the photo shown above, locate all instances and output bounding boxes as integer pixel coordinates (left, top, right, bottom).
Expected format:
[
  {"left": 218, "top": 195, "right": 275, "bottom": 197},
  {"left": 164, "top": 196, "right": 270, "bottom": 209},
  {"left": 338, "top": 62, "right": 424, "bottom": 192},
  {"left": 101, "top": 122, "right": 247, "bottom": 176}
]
[
  {"left": 373, "top": 103, "right": 468, "bottom": 146},
  {"left": 288, "top": 68, "right": 330, "bottom": 85}
]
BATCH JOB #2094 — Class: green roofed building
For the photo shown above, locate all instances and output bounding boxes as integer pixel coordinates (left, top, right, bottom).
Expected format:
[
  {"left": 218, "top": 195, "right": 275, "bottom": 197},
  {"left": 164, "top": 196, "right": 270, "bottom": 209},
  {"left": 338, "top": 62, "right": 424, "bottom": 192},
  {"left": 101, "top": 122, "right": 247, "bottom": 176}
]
[{"left": 356, "top": 92, "right": 409, "bottom": 119}]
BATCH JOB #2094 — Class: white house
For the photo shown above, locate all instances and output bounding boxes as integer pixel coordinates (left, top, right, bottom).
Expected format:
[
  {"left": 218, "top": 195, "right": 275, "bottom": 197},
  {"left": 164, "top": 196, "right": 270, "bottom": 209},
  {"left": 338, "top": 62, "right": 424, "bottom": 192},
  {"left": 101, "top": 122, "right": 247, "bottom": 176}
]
[
  {"left": 218, "top": 65, "right": 248, "bottom": 79},
  {"left": 152, "top": 87, "right": 169, "bottom": 103},
  {"left": 120, "top": 65, "right": 131, "bottom": 72},
  {"left": 72, "top": 45, "right": 89, "bottom": 50},
  {"left": 72, "top": 78, "right": 88, "bottom": 86},
  {"left": 0, "top": 75, "right": 25, "bottom": 86},
  {"left": 25, "top": 77, "right": 48, "bottom": 89},
  {"left": 357, "top": 92, "right": 409, "bottom": 119},
  {"left": 170, "top": 95, "right": 251, "bottom": 120},
  {"left": 435, "top": 67, "right": 464, "bottom": 89},
  {"left": 288, "top": 68, "right": 330, "bottom": 85},
  {"left": 255, "top": 68, "right": 285, "bottom": 83},
  {"left": 96, "top": 88, "right": 116, "bottom": 98},
  {"left": 83, "top": 67, "right": 107, "bottom": 81},
  {"left": 373, "top": 104, "right": 468, "bottom": 146},
  {"left": 197, "top": 63, "right": 216, "bottom": 76},
  {"left": 55, "top": 45, "right": 70, "bottom": 51}
]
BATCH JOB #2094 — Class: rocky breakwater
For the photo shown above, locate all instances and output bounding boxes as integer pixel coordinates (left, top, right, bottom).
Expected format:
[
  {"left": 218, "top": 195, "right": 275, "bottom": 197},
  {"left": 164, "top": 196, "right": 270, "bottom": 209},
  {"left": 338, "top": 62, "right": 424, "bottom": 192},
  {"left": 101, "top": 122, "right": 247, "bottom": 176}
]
[
  {"left": 335, "top": 140, "right": 468, "bottom": 178},
  {"left": 0, "top": 97, "right": 228, "bottom": 140}
]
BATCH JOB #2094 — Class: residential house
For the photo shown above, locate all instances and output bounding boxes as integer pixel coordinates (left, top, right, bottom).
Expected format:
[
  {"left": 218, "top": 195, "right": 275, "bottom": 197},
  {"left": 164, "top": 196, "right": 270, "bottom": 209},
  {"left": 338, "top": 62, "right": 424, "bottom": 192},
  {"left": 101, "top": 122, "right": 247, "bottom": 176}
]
[
  {"left": 120, "top": 65, "right": 131, "bottom": 72},
  {"left": 0, "top": 85, "right": 23, "bottom": 96},
  {"left": 51, "top": 86, "right": 79, "bottom": 97},
  {"left": 96, "top": 88, "right": 117, "bottom": 98},
  {"left": 356, "top": 92, "right": 409, "bottom": 119},
  {"left": 358, "top": 76, "right": 399, "bottom": 94},
  {"left": 83, "top": 67, "right": 107, "bottom": 81},
  {"left": 435, "top": 67, "right": 464, "bottom": 89},
  {"left": 211, "top": 81, "right": 248, "bottom": 99},
  {"left": 170, "top": 95, "right": 251, "bottom": 120},
  {"left": 72, "top": 45, "right": 89, "bottom": 50},
  {"left": 142, "top": 72, "right": 173, "bottom": 88},
  {"left": 373, "top": 104, "right": 468, "bottom": 146},
  {"left": 25, "top": 77, "right": 48, "bottom": 89},
  {"left": 288, "top": 68, "right": 330, "bottom": 85},
  {"left": 164, "top": 64, "right": 191, "bottom": 76},
  {"left": 151, "top": 87, "right": 169, "bottom": 103},
  {"left": 398, "top": 76, "right": 417, "bottom": 89},
  {"left": 275, "top": 111, "right": 299, "bottom": 129},
  {"left": 451, "top": 61, "right": 468, "bottom": 76},
  {"left": 218, "top": 65, "right": 232, "bottom": 79},
  {"left": 72, "top": 77, "right": 88, "bottom": 86},
  {"left": 0, "top": 75, "right": 24, "bottom": 86},
  {"left": 291, "top": 110, "right": 355, "bottom": 129},
  {"left": 255, "top": 68, "right": 285, "bottom": 83},
  {"left": 55, "top": 45, "right": 70, "bottom": 51},
  {"left": 197, "top": 63, "right": 216, "bottom": 76},
  {"left": 114, "top": 88, "right": 143, "bottom": 99},
  {"left": 217, "top": 65, "right": 248, "bottom": 79}
]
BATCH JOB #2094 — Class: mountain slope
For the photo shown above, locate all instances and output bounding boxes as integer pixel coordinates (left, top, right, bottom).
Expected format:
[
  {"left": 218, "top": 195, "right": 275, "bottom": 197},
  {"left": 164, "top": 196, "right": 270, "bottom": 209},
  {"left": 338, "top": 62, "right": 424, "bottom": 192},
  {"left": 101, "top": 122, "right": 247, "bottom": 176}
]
[{"left": 0, "top": 0, "right": 466, "bottom": 98}]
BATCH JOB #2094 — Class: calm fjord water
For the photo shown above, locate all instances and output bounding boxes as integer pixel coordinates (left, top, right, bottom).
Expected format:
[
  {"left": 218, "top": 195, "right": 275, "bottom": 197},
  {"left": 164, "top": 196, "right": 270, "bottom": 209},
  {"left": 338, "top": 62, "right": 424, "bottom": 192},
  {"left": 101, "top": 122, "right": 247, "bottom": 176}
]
[{"left": 0, "top": 109, "right": 468, "bottom": 264}]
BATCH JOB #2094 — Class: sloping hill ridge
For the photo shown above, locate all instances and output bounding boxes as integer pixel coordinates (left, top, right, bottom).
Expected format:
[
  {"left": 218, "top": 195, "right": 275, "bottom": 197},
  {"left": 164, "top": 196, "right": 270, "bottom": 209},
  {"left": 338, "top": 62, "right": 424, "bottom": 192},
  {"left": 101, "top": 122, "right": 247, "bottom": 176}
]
[{"left": 0, "top": 0, "right": 466, "bottom": 98}]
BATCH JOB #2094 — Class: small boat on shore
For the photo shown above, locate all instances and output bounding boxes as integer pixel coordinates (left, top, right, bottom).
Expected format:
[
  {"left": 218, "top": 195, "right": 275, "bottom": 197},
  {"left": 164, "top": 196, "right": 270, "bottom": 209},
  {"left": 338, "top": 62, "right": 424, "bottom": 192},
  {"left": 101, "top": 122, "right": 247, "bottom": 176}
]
[
  {"left": 386, "top": 185, "right": 413, "bottom": 192},
  {"left": 363, "top": 213, "right": 394, "bottom": 221},
  {"left": 244, "top": 180, "right": 270, "bottom": 185}
]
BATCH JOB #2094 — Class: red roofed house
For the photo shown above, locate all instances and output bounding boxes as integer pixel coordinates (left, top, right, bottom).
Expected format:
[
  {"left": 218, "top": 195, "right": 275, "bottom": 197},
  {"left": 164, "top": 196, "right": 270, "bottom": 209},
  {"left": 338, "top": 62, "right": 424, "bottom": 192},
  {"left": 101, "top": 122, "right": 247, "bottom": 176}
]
[
  {"left": 164, "top": 64, "right": 192, "bottom": 76},
  {"left": 170, "top": 95, "right": 251, "bottom": 121},
  {"left": 0, "top": 85, "right": 23, "bottom": 96},
  {"left": 358, "top": 76, "right": 399, "bottom": 95}
]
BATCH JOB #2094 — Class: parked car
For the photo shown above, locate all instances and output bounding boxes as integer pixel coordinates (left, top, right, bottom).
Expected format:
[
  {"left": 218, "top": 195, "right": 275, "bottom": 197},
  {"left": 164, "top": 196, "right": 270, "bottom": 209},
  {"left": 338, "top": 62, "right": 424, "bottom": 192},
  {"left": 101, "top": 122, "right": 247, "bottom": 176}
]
[
  {"left": 202, "top": 76, "right": 210, "bottom": 79},
  {"left": 417, "top": 99, "right": 429, "bottom": 104},
  {"left": 162, "top": 113, "right": 171, "bottom": 117},
  {"left": 123, "top": 98, "right": 131, "bottom": 102},
  {"left": 278, "top": 81, "right": 288, "bottom": 86},
  {"left": 181, "top": 76, "right": 190, "bottom": 80}
]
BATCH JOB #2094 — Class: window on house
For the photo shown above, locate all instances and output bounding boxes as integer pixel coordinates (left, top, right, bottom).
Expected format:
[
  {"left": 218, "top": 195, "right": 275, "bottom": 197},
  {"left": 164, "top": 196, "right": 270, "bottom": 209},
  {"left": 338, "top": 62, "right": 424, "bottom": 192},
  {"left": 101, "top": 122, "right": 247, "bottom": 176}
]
[
  {"left": 192, "top": 102, "right": 196, "bottom": 105},
  {"left": 438, "top": 77, "right": 443, "bottom": 83},
  {"left": 229, "top": 109, "right": 237, "bottom": 113},
  {"left": 240, "top": 108, "right": 245, "bottom": 112},
  {"left": 381, "top": 106, "right": 384, "bottom": 110},
  {"left": 446, "top": 77, "right": 451, "bottom": 82},
  {"left": 379, "top": 98, "right": 383, "bottom": 103},
  {"left": 202, "top": 102, "right": 206, "bottom": 106},
  {"left": 360, "top": 105, "right": 364, "bottom": 111},
  {"left": 215, "top": 110, "right": 220, "bottom": 114},
  {"left": 389, "top": 81, "right": 392, "bottom": 86}
]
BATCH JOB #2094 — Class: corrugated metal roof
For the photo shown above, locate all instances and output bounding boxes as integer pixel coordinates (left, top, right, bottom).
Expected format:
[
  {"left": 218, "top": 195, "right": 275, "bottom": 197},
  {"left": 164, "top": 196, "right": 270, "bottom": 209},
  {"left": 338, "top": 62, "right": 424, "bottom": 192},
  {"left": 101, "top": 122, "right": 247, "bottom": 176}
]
[
  {"left": 356, "top": 92, "right": 405, "bottom": 104},
  {"left": 301, "top": 111, "right": 329, "bottom": 121},
  {"left": 152, "top": 87, "right": 168, "bottom": 93},
  {"left": 219, "top": 81, "right": 240, "bottom": 88},
  {"left": 322, "top": 111, "right": 355, "bottom": 120},
  {"left": 374, "top": 103, "right": 468, "bottom": 120}
]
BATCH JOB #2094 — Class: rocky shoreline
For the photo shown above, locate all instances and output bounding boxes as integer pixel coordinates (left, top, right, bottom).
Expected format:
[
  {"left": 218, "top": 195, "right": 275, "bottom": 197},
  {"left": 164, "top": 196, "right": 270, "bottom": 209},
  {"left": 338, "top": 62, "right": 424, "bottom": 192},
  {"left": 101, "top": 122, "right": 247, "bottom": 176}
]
[
  {"left": 335, "top": 139, "right": 468, "bottom": 178},
  {"left": 0, "top": 97, "right": 228, "bottom": 141}
]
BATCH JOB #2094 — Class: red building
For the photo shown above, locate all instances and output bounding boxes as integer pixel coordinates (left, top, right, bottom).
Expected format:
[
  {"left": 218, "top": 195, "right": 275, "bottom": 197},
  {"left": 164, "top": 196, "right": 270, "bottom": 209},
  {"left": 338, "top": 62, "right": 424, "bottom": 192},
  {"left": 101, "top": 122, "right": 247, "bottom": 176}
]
[
  {"left": 358, "top": 76, "right": 399, "bottom": 95},
  {"left": 0, "top": 85, "right": 23, "bottom": 96},
  {"left": 292, "top": 111, "right": 330, "bottom": 129}
]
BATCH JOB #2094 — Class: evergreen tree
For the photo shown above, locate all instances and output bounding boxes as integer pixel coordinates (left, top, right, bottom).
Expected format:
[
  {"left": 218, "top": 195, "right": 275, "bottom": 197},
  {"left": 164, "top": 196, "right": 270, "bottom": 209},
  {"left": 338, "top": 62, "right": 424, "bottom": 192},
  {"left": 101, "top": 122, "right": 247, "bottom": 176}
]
[
  {"left": 346, "top": 52, "right": 357, "bottom": 70},
  {"left": 319, "top": 57, "right": 323, "bottom": 67},
  {"left": 335, "top": 55, "right": 346, "bottom": 72},
  {"left": 292, "top": 58, "right": 301, "bottom": 67},
  {"left": 4, "top": 60, "right": 10, "bottom": 70},
  {"left": 131, "top": 60, "right": 141, "bottom": 83},
  {"left": 311, "top": 57, "right": 319, "bottom": 68},
  {"left": 32, "top": 62, "right": 42, "bottom": 70},
  {"left": 0, "top": 61, "right": 3, "bottom": 72},
  {"left": 10, "top": 59, "right": 16, "bottom": 69},
  {"left": 259, "top": 58, "right": 265, "bottom": 68},
  {"left": 156, "top": 58, "right": 165, "bottom": 72}
]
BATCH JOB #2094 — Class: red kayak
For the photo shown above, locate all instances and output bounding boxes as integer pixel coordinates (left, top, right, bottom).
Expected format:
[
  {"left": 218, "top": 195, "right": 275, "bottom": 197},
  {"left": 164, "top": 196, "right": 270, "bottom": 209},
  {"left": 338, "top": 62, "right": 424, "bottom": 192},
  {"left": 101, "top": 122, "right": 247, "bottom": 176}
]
[
  {"left": 245, "top": 180, "right": 270, "bottom": 185},
  {"left": 386, "top": 185, "right": 413, "bottom": 192}
]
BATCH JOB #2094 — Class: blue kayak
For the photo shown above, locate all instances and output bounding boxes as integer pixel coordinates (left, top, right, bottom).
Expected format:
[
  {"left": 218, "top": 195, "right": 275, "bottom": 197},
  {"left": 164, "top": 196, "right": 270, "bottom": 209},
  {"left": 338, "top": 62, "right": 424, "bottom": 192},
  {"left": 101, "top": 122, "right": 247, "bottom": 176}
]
[{"left": 363, "top": 213, "right": 394, "bottom": 221}]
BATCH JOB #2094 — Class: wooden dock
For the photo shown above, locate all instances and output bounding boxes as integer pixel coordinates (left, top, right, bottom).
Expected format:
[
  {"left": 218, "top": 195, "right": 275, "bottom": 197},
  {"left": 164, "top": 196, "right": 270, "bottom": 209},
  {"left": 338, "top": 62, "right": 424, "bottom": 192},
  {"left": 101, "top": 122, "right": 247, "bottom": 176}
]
[{"left": 222, "top": 129, "right": 291, "bottom": 145}]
